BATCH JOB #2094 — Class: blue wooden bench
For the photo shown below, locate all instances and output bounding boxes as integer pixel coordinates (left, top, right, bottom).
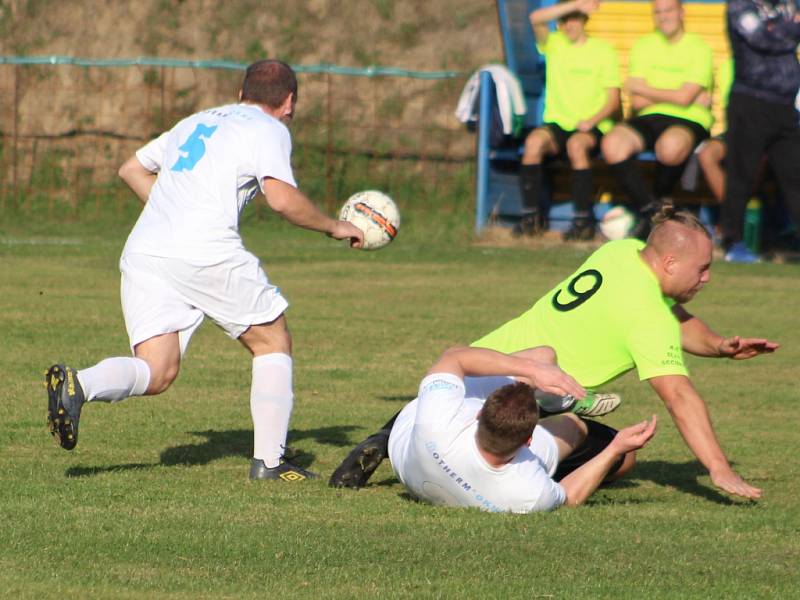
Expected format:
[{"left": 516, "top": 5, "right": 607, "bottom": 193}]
[{"left": 475, "top": 0, "right": 664, "bottom": 232}]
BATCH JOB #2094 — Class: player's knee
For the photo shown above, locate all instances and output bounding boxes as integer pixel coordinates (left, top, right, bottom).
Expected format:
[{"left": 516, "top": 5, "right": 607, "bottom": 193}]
[
  {"left": 240, "top": 323, "right": 292, "bottom": 356},
  {"left": 144, "top": 362, "right": 179, "bottom": 395},
  {"left": 566, "top": 138, "right": 590, "bottom": 165},
  {"left": 519, "top": 345, "right": 557, "bottom": 364},
  {"left": 601, "top": 133, "right": 628, "bottom": 164},
  {"left": 523, "top": 131, "right": 548, "bottom": 162},
  {"left": 564, "top": 413, "right": 588, "bottom": 447},
  {"left": 698, "top": 143, "right": 723, "bottom": 167},
  {"left": 655, "top": 139, "right": 690, "bottom": 166}
]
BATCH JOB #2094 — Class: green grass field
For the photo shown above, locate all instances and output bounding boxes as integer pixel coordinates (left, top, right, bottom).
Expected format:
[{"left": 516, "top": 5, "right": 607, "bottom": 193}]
[{"left": 2, "top": 211, "right": 799, "bottom": 598}]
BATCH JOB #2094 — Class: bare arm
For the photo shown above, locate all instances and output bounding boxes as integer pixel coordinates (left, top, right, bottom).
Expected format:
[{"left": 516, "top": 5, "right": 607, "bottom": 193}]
[
  {"left": 629, "top": 92, "right": 654, "bottom": 113},
  {"left": 559, "top": 416, "right": 657, "bottom": 505},
  {"left": 577, "top": 88, "right": 621, "bottom": 132},
  {"left": 674, "top": 305, "right": 780, "bottom": 359},
  {"left": 649, "top": 374, "right": 762, "bottom": 499},
  {"left": 118, "top": 155, "right": 158, "bottom": 205},
  {"left": 262, "top": 177, "right": 364, "bottom": 246},
  {"left": 625, "top": 79, "right": 705, "bottom": 108},
  {"left": 529, "top": 0, "right": 599, "bottom": 45},
  {"left": 427, "top": 346, "right": 585, "bottom": 399},
  {"left": 673, "top": 305, "right": 725, "bottom": 356}
]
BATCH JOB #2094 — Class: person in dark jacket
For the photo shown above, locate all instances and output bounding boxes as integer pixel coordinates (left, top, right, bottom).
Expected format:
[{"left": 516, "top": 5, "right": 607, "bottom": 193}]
[{"left": 723, "top": 0, "right": 800, "bottom": 262}]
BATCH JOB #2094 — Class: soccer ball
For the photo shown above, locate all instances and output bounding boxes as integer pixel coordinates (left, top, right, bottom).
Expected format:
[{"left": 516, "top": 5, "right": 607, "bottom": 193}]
[
  {"left": 599, "top": 206, "right": 635, "bottom": 240},
  {"left": 339, "top": 190, "right": 400, "bottom": 250}
]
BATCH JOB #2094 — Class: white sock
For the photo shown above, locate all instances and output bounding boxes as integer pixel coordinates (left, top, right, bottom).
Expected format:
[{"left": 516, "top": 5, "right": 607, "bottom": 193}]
[
  {"left": 77, "top": 357, "right": 151, "bottom": 403},
  {"left": 250, "top": 353, "right": 293, "bottom": 468},
  {"left": 534, "top": 390, "right": 576, "bottom": 412}
]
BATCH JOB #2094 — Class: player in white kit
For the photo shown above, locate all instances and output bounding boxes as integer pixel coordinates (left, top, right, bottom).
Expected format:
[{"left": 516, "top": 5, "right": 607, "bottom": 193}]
[
  {"left": 389, "top": 346, "right": 657, "bottom": 512},
  {"left": 44, "top": 60, "right": 363, "bottom": 481}
]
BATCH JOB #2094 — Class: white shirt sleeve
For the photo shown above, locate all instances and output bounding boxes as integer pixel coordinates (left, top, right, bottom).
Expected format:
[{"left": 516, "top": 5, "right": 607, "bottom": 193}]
[
  {"left": 414, "top": 373, "right": 466, "bottom": 427},
  {"left": 512, "top": 451, "right": 567, "bottom": 512},
  {"left": 135, "top": 131, "right": 170, "bottom": 173},
  {"left": 463, "top": 376, "right": 516, "bottom": 402},
  {"left": 522, "top": 479, "right": 567, "bottom": 512},
  {"left": 255, "top": 122, "right": 297, "bottom": 191}
]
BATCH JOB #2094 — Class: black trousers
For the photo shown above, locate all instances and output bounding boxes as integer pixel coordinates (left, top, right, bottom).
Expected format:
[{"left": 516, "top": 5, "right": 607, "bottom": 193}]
[{"left": 722, "top": 92, "right": 800, "bottom": 247}]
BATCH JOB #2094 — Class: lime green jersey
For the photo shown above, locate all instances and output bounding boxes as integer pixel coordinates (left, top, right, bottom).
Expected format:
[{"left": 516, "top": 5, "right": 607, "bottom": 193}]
[
  {"left": 539, "top": 31, "right": 620, "bottom": 133},
  {"left": 472, "top": 239, "right": 687, "bottom": 388},
  {"left": 717, "top": 58, "right": 733, "bottom": 113},
  {"left": 630, "top": 31, "right": 714, "bottom": 130}
]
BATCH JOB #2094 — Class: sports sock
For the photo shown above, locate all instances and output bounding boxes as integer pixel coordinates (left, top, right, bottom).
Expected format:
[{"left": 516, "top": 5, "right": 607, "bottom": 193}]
[
  {"left": 608, "top": 157, "right": 654, "bottom": 209},
  {"left": 570, "top": 168, "right": 595, "bottom": 217},
  {"left": 518, "top": 164, "right": 544, "bottom": 214},
  {"left": 250, "top": 353, "right": 293, "bottom": 468},
  {"left": 534, "top": 390, "right": 576, "bottom": 413},
  {"left": 77, "top": 357, "right": 151, "bottom": 403},
  {"left": 654, "top": 161, "right": 687, "bottom": 199}
]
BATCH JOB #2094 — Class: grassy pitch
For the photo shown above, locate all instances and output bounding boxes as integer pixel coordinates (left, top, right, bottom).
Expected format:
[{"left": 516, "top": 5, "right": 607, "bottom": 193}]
[{"left": 2, "top": 214, "right": 798, "bottom": 598}]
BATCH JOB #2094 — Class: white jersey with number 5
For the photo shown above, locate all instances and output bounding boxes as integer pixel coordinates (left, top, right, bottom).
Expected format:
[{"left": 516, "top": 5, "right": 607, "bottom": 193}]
[
  {"left": 388, "top": 373, "right": 567, "bottom": 513},
  {"left": 123, "top": 103, "right": 296, "bottom": 262}
]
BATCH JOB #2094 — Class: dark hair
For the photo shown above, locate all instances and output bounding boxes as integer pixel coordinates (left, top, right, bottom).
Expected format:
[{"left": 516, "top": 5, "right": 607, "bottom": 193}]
[
  {"left": 476, "top": 382, "right": 539, "bottom": 457},
  {"left": 558, "top": 0, "right": 588, "bottom": 22},
  {"left": 240, "top": 60, "right": 297, "bottom": 109},
  {"left": 649, "top": 200, "right": 711, "bottom": 240}
]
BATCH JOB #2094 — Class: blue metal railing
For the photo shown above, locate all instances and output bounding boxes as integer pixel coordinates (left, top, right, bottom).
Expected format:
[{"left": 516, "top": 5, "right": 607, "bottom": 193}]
[{"left": 0, "top": 55, "right": 463, "bottom": 80}]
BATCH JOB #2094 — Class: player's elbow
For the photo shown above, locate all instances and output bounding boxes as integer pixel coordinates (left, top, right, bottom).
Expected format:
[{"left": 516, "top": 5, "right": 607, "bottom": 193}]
[
  {"left": 678, "top": 89, "right": 702, "bottom": 107},
  {"left": 118, "top": 160, "right": 135, "bottom": 183},
  {"left": 262, "top": 179, "right": 296, "bottom": 215},
  {"left": 265, "top": 194, "right": 290, "bottom": 215},
  {"left": 118, "top": 157, "right": 146, "bottom": 184}
]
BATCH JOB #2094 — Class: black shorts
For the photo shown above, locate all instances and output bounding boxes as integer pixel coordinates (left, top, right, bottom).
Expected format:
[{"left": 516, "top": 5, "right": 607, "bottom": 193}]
[
  {"left": 625, "top": 114, "right": 709, "bottom": 152},
  {"left": 552, "top": 419, "right": 624, "bottom": 481},
  {"left": 542, "top": 122, "right": 603, "bottom": 158}
]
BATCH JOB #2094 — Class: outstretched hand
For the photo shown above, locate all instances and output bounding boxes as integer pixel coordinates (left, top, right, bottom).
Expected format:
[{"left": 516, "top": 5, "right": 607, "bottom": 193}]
[
  {"left": 329, "top": 220, "right": 364, "bottom": 248},
  {"left": 710, "top": 466, "right": 762, "bottom": 500},
  {"left": 717, "top": 336, "right": 779, "bottom": 360},
  {"left": 611, "top": 415, "right": 657, "bottom": 454}
]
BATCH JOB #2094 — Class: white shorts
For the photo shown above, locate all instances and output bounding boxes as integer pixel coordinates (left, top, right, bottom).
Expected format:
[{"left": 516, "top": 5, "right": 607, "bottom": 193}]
[
  {"left": 388, "top": 398, "right": 561, "bottom": 480},
  {"left": 120, "top": 251, "right": 288, "bottom": 353}
]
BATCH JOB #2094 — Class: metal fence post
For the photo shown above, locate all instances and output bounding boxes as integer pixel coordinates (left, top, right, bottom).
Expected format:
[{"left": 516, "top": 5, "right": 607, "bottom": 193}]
[
  {"left": 475, "top": 70, "right": 494, "bottom": 233},
  {"left": 325, "top": 71, "right": 333, "bottom": 212},
  {"left": 11, "top": 64, "right": 20, "bottom": 209}
]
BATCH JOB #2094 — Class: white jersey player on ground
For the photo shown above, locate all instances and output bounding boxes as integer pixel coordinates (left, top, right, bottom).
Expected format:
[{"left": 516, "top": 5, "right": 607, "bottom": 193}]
[
  {"left": 388, "top": 346, "right": 657, "bottom": 512},
  {"left": 44, "top": 60, "right": 364, "bottom": 481}
]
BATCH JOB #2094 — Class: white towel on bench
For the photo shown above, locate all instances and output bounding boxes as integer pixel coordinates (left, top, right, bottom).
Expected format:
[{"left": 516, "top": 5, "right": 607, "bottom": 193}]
[{"left": 455, "top": 64, "right": 527, "bottom": 136}]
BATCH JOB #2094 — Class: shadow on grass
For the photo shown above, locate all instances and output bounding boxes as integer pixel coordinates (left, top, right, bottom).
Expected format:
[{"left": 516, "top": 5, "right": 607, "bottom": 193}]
[
  {"left": 379, "top": 395, "right": 415, "bottom": 403},
  {"left": 629, "top": 460, "right": 754, "bottom": 506},
  {"left": 364, "top": 460, "right": 754, "bottom": 507},
  {"left": 65, "top": 424, "right": 360, "bottom": 478}
]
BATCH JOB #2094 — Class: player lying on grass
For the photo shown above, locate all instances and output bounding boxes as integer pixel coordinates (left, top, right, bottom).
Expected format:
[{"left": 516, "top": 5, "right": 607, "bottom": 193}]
[
  {"left": 44, "top": 59, "right": 363, "bottom": 482},
  {"left": 386, "top": 345, "right": 656, "bottom": 512},
  {"left": 332, "top": 204, "right": 778, "bottom": 499}
]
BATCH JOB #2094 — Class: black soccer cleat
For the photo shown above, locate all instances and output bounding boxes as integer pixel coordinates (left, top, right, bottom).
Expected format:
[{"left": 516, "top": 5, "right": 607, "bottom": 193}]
[
  {"left": 249, "top": 458, "right": 319, "bottom": 482},
  {"left": 45, "top": 364, "right": 86, "bottom": 451},
  {"left": 512, "top": 212, "right": 548, "bottom": 238},
  {"left": 562, "top": 220, "right": 596, "bottom": 241},
  {"left": 328, "top": 430, "right": 390, "bottom": 489}
]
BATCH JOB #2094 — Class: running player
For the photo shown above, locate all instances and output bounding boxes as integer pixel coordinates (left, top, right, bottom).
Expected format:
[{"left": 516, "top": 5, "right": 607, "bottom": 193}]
[{"left": 44, "top": 60, "right": 364, "bottom": 482}]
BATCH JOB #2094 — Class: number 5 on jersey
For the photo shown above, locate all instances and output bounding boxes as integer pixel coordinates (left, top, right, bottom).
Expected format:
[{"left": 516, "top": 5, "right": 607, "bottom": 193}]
[{"left": 171, "top": 123, "right": 218, "bottom": 172}]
